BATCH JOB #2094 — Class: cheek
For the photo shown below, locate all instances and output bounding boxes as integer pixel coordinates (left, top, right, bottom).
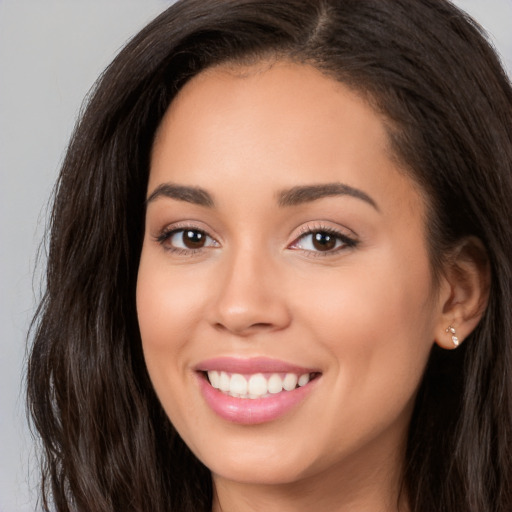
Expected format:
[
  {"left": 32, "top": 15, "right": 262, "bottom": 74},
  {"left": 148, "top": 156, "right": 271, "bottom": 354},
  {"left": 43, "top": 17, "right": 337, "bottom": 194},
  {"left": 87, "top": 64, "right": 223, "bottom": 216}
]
[
  {"left": 136, "top": 252, "right": 206, "bottom": 349},
  {"left": 297, "top": 252, "right": 435, "bottom": 337},
  {"left": 136, "top": 250, "right": 201, "bottom": 395},
  {"left": 136, "top": 251, "right": 207, "bottom": 430},
  {"left": 293, "top": 244, "right": 437, "bottom": 410}
]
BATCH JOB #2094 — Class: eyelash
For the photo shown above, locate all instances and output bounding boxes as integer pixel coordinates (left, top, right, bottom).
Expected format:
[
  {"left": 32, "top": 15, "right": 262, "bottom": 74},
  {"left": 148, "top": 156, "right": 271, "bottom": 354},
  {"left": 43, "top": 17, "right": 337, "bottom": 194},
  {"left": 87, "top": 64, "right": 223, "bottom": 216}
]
[
  {"left": 155, "top": 224, "right": 218, "bottom": 256},
  {"left": 155, "top": 223, "right": 358, "bottom": 257},
  {"left": 290, "top": 224, "right": 358, "bottom": 258}
]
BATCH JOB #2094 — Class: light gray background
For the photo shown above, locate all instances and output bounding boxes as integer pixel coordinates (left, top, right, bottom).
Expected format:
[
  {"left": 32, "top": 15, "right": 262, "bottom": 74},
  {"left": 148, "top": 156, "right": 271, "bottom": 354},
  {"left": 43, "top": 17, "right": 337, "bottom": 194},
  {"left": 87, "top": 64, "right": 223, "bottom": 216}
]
[{"left": 1, "top": 1, "right": 511, "bottom": 510}]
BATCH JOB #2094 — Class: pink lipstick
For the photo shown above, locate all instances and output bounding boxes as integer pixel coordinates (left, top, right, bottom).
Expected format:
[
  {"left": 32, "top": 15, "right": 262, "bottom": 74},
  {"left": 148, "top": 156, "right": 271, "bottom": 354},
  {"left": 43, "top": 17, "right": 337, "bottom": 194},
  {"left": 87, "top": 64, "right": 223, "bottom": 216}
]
[{"left": 195, "top": 357, "right": 320, "bottom": 425}]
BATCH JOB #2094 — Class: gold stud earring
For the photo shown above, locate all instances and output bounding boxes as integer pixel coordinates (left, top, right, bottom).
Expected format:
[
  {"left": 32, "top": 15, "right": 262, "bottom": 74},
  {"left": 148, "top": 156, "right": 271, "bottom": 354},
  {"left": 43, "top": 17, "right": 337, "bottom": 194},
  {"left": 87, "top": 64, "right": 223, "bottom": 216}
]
[{"left": 446, "top": 326, "right": 459, "bottom": 347}]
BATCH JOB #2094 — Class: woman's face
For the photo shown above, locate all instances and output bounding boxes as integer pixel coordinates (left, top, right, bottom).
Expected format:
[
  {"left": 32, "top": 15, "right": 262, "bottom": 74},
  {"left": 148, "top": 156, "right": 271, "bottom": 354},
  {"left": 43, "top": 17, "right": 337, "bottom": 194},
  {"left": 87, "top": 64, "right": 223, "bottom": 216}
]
[{"left": 137, "top": 62, "right": 445, "bottom": 493}]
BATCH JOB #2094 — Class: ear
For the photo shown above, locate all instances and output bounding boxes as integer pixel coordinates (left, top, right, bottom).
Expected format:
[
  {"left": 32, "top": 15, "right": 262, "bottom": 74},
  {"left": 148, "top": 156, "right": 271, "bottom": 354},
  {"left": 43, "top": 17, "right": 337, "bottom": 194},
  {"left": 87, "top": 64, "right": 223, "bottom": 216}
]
[{"left": 434, "top": 237, "right": 490, "bottom": 350}]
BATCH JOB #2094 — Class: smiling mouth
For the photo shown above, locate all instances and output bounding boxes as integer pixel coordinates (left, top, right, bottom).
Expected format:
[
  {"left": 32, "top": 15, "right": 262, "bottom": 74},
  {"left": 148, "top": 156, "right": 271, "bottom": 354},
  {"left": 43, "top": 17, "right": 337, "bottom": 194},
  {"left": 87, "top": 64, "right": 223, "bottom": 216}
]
[{"left": 203, "top": 371, "right": 320, "bottom": 399}]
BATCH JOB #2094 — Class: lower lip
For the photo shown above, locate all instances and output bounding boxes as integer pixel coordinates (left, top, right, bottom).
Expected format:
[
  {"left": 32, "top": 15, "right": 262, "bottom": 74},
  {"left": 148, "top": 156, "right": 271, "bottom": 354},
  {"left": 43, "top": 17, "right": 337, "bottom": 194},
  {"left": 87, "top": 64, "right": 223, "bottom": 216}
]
[{"left": 197, "top": 373, "right": 318, "bottom": 425}]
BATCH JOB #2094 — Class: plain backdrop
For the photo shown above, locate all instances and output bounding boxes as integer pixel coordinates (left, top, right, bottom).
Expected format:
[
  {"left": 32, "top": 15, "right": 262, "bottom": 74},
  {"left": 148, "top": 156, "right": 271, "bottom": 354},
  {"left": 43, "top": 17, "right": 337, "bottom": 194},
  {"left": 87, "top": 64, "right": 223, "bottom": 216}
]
[{"left": 1, "top": 1, "right": 511, "bottom": 510}]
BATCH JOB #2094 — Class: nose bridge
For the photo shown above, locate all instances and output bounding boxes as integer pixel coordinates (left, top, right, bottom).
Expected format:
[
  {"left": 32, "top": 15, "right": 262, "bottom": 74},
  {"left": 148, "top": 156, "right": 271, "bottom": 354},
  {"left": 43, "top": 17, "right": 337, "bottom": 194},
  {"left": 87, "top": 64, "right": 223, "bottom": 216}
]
[{"left": 210, "top": 239, "right": 290, "bottom": 335}]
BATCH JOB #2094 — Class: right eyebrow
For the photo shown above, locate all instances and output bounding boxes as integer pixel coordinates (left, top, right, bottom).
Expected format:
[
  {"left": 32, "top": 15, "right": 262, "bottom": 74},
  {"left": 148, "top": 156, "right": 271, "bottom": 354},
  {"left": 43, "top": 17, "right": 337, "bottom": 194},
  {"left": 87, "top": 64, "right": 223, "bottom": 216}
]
[{"left": 145, "top": 183, "right": 214, "bottom": 208}]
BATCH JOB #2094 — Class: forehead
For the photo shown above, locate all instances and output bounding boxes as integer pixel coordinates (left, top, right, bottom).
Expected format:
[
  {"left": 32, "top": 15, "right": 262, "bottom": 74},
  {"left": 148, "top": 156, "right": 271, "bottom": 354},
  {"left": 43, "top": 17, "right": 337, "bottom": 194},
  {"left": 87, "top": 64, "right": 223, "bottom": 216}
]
[
  {"left": 149, "top": 61, "right": 424, "bottom": 221},
  {"left": 155, "top": 61, "right": 389, "bottom": 141}
]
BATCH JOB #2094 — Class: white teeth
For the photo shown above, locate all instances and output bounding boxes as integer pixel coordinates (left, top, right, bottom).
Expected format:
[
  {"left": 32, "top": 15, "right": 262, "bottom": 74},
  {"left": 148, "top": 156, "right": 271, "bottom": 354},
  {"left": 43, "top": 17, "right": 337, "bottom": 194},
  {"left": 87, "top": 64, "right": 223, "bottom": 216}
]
[
  {"left": 283, "top": 373, "right": 298, "bottom": 391},
  {"left": 267, "top": 373, "right": 283, "bottom": 394},
  {"left": 248, "top": 373, "right": 267, "bottom": 396},
  {"left": 298, "top": 373, "right": 310, "bottom": 387},
  {"left": 206, "top": 370, "right": 315, "bottom": 399},
  {"left": 230, "top": 374, "right": 248, "bottom": 395},
  {"left": 208, "top": 370, "right": 220, "bottom": 389},
  {"left": 219, "top": 372, "right": 230, "bottom": 392}
]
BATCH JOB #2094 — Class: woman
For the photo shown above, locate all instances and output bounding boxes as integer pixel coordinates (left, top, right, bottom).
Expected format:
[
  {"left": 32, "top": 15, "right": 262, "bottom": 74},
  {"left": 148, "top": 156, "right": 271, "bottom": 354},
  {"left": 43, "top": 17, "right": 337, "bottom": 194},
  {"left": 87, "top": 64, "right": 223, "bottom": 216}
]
[{"left": 27, "top": 0, "right": 512, "bottom": 511}]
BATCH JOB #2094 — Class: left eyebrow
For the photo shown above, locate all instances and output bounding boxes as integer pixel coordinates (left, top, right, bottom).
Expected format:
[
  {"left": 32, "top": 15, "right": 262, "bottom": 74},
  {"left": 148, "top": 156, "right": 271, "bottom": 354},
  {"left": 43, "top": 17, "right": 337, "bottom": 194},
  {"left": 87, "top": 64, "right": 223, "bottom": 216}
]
[{"left": 277, "top": 183, "right": 379, "bottom": 211}]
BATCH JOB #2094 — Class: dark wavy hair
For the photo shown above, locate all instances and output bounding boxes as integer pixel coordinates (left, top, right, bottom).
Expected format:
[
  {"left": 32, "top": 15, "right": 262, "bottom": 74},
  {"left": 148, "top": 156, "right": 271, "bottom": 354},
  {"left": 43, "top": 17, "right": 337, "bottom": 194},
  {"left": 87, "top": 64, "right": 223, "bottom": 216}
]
[{"left": 27, "top": 0, "right": 512, "bottom": 511}]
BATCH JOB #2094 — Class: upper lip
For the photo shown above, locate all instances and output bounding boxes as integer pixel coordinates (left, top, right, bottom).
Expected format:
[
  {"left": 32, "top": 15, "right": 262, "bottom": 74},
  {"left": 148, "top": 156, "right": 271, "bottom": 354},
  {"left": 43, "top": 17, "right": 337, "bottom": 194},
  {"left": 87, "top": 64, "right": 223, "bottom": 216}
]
[{"left": 194, "top": 356, "right": 320, "bottom": 375}]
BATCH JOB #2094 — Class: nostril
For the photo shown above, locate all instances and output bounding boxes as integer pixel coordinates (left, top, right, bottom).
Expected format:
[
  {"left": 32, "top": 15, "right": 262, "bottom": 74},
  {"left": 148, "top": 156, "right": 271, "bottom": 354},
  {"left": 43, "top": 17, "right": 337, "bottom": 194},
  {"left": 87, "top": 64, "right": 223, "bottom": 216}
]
[
  {"left": 214, "top": 321, "right": 276, "bottom": 335},
  {"left": 250, "top": 322, "right": 274, "bottom": 329}
]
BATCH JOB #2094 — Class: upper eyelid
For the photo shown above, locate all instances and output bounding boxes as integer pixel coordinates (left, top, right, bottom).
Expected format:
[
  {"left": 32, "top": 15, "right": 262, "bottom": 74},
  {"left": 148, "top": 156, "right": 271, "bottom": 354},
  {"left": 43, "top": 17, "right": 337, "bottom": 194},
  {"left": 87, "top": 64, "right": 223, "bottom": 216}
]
[
  {"left": 294, "top": 221, "right": 358, "bottom": 240},
  {"left": 153, "top": 221, "right": 220, "bottom": 241},
  {"left": 157, "top": 228, "right": 219, "bottom": 249},
  {"left": 292, "top": 229, "right": 356, "bottom": 246}
]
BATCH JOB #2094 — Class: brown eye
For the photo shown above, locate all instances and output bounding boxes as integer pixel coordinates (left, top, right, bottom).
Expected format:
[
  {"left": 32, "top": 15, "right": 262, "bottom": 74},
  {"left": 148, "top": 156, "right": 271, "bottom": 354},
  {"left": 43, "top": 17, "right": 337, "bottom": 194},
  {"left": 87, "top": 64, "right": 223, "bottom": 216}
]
[
  {"left": 182, "top": 230, "right": 206, "bottom": 249},
  {"left": 160, "top": 228, "right": 218, "bottom": 252},
  {"left": 290, "top": 228, "right": 357, "bottom": 255},
  {"left": 311, "top": 232, "right": 337, "bottom": 251}
]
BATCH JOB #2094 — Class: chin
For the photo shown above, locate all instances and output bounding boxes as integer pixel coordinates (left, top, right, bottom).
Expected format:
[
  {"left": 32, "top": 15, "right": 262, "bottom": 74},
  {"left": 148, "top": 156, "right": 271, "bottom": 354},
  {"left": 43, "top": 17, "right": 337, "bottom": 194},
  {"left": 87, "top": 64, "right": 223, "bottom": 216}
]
[
  {"left": 208, "top": 457, "right": 310, "bottom": 486},
  {"left": 189, "top": 433, "right": 323, "bottom": 486}
]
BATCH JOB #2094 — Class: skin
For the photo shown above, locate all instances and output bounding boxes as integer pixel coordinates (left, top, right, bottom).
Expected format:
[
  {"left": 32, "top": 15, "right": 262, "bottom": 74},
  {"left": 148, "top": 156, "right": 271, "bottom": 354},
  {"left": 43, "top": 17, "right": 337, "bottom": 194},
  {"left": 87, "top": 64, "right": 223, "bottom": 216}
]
[{"left": 136, "top": 61, "right": 478, "bottom": 511}]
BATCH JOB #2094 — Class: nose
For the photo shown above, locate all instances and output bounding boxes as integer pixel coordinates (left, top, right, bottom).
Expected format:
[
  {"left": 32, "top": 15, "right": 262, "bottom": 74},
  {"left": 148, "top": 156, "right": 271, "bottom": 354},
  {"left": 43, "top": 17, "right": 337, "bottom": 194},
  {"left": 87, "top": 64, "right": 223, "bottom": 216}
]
[{"left": 208, "top": 246, "right": 292, "bottom": 336}]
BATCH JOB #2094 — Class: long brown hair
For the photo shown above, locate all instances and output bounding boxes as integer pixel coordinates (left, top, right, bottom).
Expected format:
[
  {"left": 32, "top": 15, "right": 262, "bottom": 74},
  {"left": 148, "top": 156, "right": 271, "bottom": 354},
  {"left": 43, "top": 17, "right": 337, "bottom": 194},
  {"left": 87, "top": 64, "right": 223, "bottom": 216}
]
[{"left": 28, "top": 1, "right": 512, "bottom": 511}]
